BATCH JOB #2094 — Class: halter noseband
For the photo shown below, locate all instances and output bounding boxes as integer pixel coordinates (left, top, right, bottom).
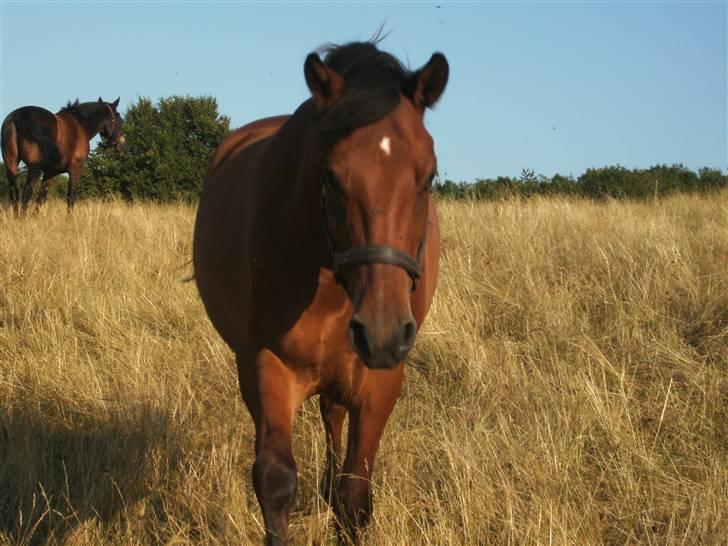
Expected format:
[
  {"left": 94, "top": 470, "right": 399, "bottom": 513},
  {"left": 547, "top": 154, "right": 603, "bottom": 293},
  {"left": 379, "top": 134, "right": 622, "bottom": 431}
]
[{"left": 320, "top": 171, "right": 426, "bottom": 289}]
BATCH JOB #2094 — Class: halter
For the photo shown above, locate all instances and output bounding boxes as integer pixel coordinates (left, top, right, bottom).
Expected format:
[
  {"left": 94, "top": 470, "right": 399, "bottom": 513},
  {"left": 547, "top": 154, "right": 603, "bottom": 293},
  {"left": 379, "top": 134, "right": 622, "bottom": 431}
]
[
  {"left": 320, "top": 170, "right": 426, "bottom": 290},
  {"left": 103, "top": 104, "right": 116, "bottom": 138}
]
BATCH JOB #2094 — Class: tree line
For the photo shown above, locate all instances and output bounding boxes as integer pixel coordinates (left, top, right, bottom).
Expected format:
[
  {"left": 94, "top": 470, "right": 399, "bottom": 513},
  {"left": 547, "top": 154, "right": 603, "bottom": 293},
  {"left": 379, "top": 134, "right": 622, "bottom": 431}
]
[
  {"left": 435, "top": 166, "right": 727, "bottom": 200},
  {"left": 1, "top": 95, "right": 725, "bottom": 202}
]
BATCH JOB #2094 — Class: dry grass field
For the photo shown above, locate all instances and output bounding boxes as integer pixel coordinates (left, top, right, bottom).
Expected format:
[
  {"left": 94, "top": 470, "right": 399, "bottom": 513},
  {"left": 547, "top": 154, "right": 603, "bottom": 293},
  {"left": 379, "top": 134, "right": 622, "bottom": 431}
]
[{"left": 1, "top": 193, "right": 726, "bottom": 545}]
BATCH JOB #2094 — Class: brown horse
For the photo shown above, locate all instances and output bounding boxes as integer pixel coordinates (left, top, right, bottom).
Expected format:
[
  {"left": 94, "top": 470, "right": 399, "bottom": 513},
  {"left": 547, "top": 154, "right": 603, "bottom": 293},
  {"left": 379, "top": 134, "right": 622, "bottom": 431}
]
[
  {"left": 1, "top": 97, "right": 125, "bottom": 215},
  {"left": 193, "top": 41, "right": 448, "bottom": 545}
]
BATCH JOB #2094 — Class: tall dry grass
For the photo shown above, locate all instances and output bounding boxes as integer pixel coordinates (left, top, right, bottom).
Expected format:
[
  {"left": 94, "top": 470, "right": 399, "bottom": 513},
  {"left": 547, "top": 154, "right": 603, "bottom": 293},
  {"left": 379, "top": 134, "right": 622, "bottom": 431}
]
[{"left": 0, "top": 193, "right": 726, "bottom": 545}]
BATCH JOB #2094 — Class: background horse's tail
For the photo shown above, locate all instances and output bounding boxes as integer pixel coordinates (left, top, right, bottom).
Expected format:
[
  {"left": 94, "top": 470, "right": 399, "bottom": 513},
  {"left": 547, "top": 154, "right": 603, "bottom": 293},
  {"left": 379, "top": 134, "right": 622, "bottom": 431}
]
[
  {"left": 1, "top": 116, "right": 18, "bottom": 169},
  {"left": 4, "top": 110, "right": 61, "bottom": 166}
]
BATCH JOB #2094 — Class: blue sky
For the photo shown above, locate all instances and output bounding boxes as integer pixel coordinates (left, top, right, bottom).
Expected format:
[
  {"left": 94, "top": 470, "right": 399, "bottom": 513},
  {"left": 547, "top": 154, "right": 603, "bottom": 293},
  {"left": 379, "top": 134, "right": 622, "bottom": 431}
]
[{"left": 1, "top": 1, "right": 725, "bottom": 182}]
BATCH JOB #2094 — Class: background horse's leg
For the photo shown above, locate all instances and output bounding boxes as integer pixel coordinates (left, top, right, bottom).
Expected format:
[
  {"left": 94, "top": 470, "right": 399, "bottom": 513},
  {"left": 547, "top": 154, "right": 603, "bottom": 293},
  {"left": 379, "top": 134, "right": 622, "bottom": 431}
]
[
  {"left": 4, "top": 164, "right": 20, "bottom": 217},
  {"left": 319, "top": 395, "right": 347, "bottom": 504},
  {"left": 36, "top": 169, "right": 61, "bottom": 212},
  {"left": 335, "top": 369, "right": 403, "bottom": 545},
  {"left": 66, "top": 162, "right": 84, "bottom": 211},
  {"left": 237, "top": 349, "right": 306, "bottom": 546},
  {"left": 21, "top": 167, "right": 41, "bottom": 215}
]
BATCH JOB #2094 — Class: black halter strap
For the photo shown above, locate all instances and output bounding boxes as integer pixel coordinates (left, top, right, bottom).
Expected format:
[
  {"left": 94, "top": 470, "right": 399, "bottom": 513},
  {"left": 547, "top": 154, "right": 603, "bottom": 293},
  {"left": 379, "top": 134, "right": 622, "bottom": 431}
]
[
  {"left": 103, "top": 104, "right": 116, "bottom": 137},
  {"left": 320, "top": 173, "right": 425, "bottom": 289}
]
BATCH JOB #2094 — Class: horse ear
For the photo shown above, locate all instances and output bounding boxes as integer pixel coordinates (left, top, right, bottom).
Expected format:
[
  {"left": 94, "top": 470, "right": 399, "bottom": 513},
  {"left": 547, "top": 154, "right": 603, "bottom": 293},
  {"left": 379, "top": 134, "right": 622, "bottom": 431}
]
[
  {"left": 98, "top": 97, "right": 103, "bottom": 103},
  {"left": 404, "top": 53, "right": 449, "bottom": 112},
  {"left": 304, "top": 53, "right": 344, "bottom": 111},
  {"left": 112, "top": 97, "right": 120, "bottom": 108}
]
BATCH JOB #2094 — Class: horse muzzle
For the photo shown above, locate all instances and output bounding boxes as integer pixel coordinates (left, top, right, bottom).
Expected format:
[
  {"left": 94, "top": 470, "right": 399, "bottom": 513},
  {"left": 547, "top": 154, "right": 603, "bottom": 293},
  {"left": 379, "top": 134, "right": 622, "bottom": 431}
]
[{"left": 348, "top": 313, "right": 417, "bottom": 369}]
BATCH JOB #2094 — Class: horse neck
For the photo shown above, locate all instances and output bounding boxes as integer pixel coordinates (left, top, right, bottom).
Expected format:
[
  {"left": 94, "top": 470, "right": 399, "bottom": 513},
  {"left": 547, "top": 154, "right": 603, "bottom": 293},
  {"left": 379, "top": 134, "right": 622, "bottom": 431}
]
[
  {"left": 263, "top": 102, "right": 328, "bottom": 254},
  {"left": 70, "top": 105, "right": 107, "bottom": 141}
]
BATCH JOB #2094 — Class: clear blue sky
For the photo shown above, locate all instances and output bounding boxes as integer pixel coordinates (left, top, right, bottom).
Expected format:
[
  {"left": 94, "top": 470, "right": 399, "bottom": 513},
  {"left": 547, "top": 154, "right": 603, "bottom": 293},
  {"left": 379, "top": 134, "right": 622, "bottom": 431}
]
[{"left": 1, "top": 1, "right": 725, "bottom": 182}]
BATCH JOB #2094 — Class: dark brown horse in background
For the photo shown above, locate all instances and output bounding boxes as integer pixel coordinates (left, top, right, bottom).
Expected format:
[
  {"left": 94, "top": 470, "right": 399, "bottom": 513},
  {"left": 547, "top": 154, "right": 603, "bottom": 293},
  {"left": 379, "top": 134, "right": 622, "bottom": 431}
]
[
  {"left": 1, "top": 97, "right": 125, "bottom": 215},
  {"left": 194, "top": 41, "right": 448, "bottom": 545}
]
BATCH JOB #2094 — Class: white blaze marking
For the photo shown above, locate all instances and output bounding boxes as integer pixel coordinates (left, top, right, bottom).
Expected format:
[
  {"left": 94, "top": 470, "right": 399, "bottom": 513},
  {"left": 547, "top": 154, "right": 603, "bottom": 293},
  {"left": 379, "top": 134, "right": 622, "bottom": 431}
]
[{"left": 379, "top": 136, "right": 391, "bottom": 156}]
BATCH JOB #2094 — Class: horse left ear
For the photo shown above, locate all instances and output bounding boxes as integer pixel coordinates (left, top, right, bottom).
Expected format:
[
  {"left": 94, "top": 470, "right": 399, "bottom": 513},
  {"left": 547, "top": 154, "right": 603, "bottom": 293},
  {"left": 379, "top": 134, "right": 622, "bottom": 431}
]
[
  {"left": 112, "top": 97, "right": 120, "bottom": 108},
  {"left": 304, "top": 53, "right": 345, "bottom": 111},
  {"left": 404, "top": 53, "right": 449, "bottom": 112},
  {"left": 98, "top": 97, "right": 104, "bottom": 103}
]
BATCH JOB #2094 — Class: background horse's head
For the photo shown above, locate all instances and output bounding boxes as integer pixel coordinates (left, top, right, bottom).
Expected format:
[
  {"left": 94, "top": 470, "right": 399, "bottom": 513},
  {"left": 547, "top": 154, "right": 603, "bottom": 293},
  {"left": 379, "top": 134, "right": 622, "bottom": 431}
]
[
  {"left": 98, "top": 97, "right": 125, "bottom": 150},
  {"left": 306, "top": 42, "right": 448, "bottom": 369}
]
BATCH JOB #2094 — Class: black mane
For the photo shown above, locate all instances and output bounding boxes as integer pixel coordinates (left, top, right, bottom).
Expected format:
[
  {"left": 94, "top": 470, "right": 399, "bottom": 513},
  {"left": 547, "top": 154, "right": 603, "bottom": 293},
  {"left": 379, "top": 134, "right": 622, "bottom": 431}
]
[
  {"left": 58, "top": 99, "right": 104, "bottom": 121},
  {"left": 316, "top": 41, "right": 412, "bottom": 134},
  {"left": 59, "top": 99, "right": 81, "bottom": 113}
]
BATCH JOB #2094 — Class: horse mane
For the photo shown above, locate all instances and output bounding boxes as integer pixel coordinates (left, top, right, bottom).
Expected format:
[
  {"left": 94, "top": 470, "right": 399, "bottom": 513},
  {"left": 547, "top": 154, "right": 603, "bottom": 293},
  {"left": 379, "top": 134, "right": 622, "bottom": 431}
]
[
  {"left": 58, "top": 99, "right": 105, "bottom": 122},
  {"left": 59, "top": 99, "right": 81, "bottom": 113},
  {"left": 316, "top": 40, "right": 412, "bottom": 134}
]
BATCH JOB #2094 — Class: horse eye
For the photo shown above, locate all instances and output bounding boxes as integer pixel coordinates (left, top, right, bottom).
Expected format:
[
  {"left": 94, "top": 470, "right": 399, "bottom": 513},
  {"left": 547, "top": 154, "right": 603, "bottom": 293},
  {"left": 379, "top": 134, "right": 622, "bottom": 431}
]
[{"left": 324, "top": 169, "right": 345, "bottom": 194}]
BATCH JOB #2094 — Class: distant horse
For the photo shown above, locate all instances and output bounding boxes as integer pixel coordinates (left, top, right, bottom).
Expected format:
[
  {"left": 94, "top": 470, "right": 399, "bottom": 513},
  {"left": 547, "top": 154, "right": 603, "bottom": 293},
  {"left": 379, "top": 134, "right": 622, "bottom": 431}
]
[
  {"left": 1, "top": 97, "right": 125, "bottom": 215},
  {"left": 194, "top": 41, "right": 448, "bottom": 545}
]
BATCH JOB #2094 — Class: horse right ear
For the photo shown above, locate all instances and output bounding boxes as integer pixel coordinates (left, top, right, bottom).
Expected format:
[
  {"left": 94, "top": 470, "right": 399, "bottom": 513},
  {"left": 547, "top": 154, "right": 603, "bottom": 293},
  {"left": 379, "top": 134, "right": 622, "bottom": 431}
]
[
  {"left": 304, "top": 53, "right": 344, "bottom": 111},
  {"left": 404, "top": 53, "right": 449, "bottom": 113},
  {"left": 98, "top": 97, "right": 103, "bottom": 103}
]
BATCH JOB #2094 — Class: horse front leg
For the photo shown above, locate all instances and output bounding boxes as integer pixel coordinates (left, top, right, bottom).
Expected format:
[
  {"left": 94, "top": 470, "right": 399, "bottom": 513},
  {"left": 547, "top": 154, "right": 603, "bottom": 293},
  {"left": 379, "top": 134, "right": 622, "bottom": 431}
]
[
  {"left": 66, "top": 162, "right": 84, "bottom": 211},
  {"left": 237, "top": 349, "right": 307, "bottom": 546},
  {"left": 319, "top": 395, "right": 347, "bottom": 504},
  {"left": 335, "top": 367, "right": 403, "bottom": 545}
]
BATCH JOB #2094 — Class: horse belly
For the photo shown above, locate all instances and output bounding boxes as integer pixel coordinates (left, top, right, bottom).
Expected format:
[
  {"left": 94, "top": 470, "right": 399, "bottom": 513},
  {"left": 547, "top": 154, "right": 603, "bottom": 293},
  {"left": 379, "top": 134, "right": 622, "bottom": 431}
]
[{"left": 193, "top": 173, "right": 254, "bottom": 354}]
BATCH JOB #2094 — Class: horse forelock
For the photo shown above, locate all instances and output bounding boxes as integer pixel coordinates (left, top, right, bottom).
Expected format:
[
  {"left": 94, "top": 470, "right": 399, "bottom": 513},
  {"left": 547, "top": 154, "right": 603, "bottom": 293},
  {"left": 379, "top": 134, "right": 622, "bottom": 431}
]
[{"left": 315, "top": 41, "right": 413, "bottom": 136}]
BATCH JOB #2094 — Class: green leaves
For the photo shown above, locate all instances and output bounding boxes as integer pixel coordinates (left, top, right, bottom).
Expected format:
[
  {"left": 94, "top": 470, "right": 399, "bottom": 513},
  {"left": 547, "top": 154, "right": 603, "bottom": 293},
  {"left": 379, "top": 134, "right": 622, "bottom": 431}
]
[
  {"left": 434, "top": 165, "right": 728, "bottom": 201},
  {"left": 79, "top": 96, "right": 230, "bottom": 202}
]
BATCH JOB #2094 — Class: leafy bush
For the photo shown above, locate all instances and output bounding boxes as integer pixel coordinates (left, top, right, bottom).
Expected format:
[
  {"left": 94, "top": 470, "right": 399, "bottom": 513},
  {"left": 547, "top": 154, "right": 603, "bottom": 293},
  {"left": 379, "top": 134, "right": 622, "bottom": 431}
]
[{"left": 79, "top": 95, "right": 230, "bottom": 201}]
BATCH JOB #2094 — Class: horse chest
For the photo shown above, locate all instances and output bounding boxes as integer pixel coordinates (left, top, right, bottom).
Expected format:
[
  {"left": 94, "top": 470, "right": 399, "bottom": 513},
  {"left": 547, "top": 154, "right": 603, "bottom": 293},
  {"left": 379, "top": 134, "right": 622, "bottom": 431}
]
[{"left": 264, "top": 275, "right": 364, "bottom": 390}]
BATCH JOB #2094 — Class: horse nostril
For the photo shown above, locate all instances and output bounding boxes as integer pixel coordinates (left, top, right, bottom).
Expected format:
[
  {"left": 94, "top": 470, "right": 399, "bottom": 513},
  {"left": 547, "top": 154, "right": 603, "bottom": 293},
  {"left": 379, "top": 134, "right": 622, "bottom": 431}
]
[
  {"left": 349, "top": 318, "right": 372, "bottom": 362},
  {"left": 396, "top": 319, "right": 417, "bottom": 359}
]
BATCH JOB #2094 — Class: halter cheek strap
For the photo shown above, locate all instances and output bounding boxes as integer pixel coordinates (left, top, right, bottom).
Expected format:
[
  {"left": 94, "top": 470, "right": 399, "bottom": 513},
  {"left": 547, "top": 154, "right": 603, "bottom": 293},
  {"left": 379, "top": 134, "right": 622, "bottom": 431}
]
[
  {"left": 103, "top": 104, "right": 116, "bottom": 137},
  {"left": 320, "top": 176, "right": 426, "bottom": 289}
]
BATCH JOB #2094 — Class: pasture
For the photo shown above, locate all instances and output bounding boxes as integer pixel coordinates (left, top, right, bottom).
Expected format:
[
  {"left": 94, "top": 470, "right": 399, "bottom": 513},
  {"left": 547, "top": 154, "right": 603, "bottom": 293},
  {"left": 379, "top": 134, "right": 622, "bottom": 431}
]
[{"left": 1, "top": 193, "right": 726, "bottom": 545}]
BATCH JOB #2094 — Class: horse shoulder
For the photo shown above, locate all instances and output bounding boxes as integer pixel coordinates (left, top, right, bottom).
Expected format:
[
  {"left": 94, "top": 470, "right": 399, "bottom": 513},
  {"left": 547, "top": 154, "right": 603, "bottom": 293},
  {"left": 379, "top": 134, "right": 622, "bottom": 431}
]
[
  {"left": 55, "top": 113, "right": 89, "bottom": 165},
  {"left": 207, "top": 115, "right": 290, "bottom": 178}
]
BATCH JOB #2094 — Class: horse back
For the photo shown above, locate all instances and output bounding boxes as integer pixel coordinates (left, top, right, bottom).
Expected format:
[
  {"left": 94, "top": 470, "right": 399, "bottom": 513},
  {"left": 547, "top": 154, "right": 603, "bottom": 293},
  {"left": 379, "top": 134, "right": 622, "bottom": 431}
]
[{"left": 207, "top": 115, "right": 290, "bottom": 179}]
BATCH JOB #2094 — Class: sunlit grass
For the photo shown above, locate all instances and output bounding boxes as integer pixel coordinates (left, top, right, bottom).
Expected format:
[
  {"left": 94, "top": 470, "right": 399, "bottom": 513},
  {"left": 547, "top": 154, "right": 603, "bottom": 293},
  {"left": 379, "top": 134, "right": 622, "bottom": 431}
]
[{"left": 1, "top": 193, "right": 726, "bottom": 544}]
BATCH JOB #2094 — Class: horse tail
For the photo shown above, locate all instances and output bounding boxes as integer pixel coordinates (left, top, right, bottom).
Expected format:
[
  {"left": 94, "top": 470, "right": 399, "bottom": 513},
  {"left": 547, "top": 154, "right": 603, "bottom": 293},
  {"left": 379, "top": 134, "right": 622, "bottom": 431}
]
[{"left": 10, "top": 109, "right": 61, "bottom": 165}]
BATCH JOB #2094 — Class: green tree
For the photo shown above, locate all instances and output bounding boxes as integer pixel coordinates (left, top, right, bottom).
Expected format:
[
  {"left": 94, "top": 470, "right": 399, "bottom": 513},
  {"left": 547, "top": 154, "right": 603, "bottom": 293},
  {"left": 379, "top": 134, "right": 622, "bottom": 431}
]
[
  {"left": 80, "top": 95, "right": 230, "bottom": 201},
  {"left": 697, "top": 167, "right": 727, "bottom": 192}
]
